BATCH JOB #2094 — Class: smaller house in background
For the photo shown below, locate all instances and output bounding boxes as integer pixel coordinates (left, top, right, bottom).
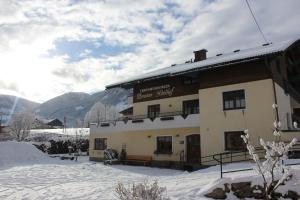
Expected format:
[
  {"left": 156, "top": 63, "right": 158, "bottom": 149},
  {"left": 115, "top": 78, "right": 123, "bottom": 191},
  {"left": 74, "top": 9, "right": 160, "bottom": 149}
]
[
  {"left": 0, "top": 125, "right": 12, "bottom": 141},
  {"left": 119, "top": 106, "right": 133, "bottom": 119},
  {"left": 47, "top": 119, "right": 64, "bottom": 128},
  {"left": 32, "top": 118, "right": 64, "bottom": 129}
]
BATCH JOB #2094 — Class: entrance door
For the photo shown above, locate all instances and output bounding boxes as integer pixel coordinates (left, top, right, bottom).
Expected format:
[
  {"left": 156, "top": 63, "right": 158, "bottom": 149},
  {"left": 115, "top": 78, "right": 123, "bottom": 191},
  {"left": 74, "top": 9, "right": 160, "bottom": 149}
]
[{"left": 186, "top": 134, "right": 201, "bottom": 163}]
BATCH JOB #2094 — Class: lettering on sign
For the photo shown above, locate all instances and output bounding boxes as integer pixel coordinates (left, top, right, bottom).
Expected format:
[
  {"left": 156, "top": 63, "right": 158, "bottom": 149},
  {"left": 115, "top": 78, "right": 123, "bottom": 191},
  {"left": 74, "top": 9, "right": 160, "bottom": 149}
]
[{"left": 136, "top": 84, "right": 175, "bottom": 100}]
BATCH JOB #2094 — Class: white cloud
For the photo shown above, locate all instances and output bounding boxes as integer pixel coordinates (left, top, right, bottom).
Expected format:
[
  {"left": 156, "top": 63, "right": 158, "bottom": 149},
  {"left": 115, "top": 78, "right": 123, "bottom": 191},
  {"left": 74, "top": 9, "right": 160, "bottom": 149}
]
[
  {"left": 0, "top": 0, "right": 300, "bottom": 103},
  {"left": 79, "top": 49, "right": 92, "bottom": 58}
]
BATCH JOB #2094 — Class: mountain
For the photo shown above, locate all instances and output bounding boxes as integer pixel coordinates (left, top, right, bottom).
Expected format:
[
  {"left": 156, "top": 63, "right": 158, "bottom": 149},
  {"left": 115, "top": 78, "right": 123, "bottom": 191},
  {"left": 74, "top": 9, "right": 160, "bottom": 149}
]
[
  {"left": 0, "top": 88, "right": 129, "bottom": 127},
  {"left": 35, "top": 92, "right": 90, "bottom": 118},
  {"left": 0, "top": 94, "right": 40, "bottom": 124},
  {"left": 35, "top": 88, "right": 129, "bottom": 127}
]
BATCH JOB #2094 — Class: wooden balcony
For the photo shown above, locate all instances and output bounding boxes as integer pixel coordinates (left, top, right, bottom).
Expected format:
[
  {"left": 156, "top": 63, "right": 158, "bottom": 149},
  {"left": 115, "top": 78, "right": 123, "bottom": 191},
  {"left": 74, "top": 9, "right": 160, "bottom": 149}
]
[{"left": 90, "top": 112, "right": 200, "bottom": 134}]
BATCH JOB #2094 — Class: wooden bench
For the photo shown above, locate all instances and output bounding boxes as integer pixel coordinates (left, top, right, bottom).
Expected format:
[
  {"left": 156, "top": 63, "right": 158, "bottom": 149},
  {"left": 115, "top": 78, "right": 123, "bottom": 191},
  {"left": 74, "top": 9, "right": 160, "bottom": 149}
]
[{"left": 124, "top": 155, "right": 152, "bottom": 166}]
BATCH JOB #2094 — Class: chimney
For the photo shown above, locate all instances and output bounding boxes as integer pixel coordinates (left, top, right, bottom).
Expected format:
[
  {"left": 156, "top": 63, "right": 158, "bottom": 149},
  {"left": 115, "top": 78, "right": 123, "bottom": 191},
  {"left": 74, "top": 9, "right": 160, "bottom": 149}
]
[{"left": 194, "top": 49, "right": 207, "bottom": 62}]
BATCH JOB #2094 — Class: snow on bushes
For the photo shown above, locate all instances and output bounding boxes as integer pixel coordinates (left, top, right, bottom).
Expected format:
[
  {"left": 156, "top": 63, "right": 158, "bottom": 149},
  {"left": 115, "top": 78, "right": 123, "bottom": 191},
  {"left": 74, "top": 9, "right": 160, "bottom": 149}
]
[
  {"left": 46, "top": 139, "right": 89, "bottom": 154},
  {"left": 115, "top": 180, "right": 170, "bottom": 200}
]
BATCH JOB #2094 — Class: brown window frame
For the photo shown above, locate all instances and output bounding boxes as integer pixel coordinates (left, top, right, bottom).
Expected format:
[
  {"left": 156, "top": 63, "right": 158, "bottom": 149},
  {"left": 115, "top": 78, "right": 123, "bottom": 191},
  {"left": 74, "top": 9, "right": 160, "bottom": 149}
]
[
  {"left": 224, "top": 131, "right": 246, "bottom": 151},
  {"left": 183, "top": 99, "right": 199, "bottom": 115},
  {"left": 156, "top": 136, "right": 172, "bottom": 154},
  {"left": 148, "top": 104, "right": 160, "bottom": 119},
  {"left": 94, "top": 138, "right": 107, "bottom": 150},
  {"left": 223, "top": 90, "right": 246, "bottom": 110}
]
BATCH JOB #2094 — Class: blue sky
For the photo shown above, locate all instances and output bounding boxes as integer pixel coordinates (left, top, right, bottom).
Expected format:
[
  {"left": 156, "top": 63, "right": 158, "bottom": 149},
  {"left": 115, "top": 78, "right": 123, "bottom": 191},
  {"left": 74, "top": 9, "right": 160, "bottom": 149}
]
[
  {"left": 0, "top": 0, "right": 300, "bottom": 102},
  {"left": 49, "top": 39, "right": 136, "bottom": 63}
]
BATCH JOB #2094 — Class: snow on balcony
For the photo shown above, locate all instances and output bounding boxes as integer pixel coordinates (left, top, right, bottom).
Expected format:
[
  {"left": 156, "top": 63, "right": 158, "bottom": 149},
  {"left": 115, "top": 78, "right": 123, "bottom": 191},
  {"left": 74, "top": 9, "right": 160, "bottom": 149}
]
[{"left": 90, "top": 114, "right": 199, "bottom": 134}]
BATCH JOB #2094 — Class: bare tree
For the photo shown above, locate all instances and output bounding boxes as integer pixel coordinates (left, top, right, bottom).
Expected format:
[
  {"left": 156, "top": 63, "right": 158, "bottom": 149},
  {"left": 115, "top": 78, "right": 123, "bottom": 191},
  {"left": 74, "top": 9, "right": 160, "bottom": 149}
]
[
  {"left": 75, "top": 119, "right": 84, "bottom": 143},
  {"left": 0, "top": 108, "right": 6, "bottom": 127},
  {"left": 84, "top": 101, "right": 120, "bottom": 127},
  {"left": 9, "top": 112, "right": 34, "bottom": 141}
]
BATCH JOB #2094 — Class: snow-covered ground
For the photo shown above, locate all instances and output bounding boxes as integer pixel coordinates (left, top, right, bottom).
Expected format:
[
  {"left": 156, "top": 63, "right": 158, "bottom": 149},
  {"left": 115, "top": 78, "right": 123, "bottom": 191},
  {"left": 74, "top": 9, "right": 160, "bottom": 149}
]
[
  {"left": 30, "top": 128, "right": 89, "bottom": 136},
  {"left": 0, "top": 141, "right": 299, "bottom": 200},
  {"left": 0, "top": 141, "right": 52, "bottom": 168},
  {"left": 29, "top": 128, "right": 89, "bottom": 141}
]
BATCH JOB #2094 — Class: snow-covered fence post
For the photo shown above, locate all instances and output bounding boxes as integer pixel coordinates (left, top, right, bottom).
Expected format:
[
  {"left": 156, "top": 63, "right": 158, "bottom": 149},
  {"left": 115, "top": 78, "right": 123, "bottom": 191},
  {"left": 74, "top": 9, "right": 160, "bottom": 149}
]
[{"left": 241, "top": 104, "right": 298, "bottom": 200}]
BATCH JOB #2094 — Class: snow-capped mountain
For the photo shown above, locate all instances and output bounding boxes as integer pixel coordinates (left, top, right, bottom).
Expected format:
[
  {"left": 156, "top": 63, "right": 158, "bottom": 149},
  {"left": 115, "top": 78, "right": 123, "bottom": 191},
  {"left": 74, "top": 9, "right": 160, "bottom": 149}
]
[
  {"left": 0, "top": 88, "right": 129, "bottom": 126},
  {"left": 35, "top": 92, "right": 90, "bottom": 118},
  {"left": 35, "top": 88, "right": 129, "bottom": 127},
  {"left": 0, "top": 94, "right": 40, "bottom": 124}
]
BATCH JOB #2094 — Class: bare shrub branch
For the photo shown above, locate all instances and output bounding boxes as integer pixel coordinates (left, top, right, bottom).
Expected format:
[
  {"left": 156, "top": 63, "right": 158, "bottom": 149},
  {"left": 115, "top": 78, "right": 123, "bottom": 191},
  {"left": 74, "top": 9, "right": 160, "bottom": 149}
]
[
  {"left": 241, "top": 104, "right": 297, "bottom": 199},
  {"left": 115, "top": 180, "right": 170, "bottom": 200}
]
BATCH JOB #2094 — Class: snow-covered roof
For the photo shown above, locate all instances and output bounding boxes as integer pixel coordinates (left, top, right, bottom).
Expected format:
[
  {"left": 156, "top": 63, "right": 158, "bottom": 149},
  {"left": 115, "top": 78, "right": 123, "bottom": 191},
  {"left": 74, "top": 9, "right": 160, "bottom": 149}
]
[
  {"left": 107, "top": 38, "right": 299, "bottom": 88},
  {"left": 34, "top": 118, "right": 60, "bottom": 124}
]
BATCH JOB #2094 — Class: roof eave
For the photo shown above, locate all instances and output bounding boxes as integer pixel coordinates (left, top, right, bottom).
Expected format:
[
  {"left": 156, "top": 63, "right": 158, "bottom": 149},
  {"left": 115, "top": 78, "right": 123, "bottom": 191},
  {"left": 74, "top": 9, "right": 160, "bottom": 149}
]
[{"left": 106, "top": 50, "right": 286, "bottom": 90}]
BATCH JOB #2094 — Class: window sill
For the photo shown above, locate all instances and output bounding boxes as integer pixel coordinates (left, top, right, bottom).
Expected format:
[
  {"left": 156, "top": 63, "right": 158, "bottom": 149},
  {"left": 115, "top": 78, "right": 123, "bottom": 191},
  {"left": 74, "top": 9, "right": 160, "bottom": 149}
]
[
  {"left": 223, "top": 107, "right": 246, "bottom": 111},
  {"left": 153, "top": 151, "right": 173, "bottom": 155},
  {"left": 224, "top": 149, "right": 247, "bottom": 152},
  {"left": 282, "top": 129, "right": 300, "bottom": 132}
]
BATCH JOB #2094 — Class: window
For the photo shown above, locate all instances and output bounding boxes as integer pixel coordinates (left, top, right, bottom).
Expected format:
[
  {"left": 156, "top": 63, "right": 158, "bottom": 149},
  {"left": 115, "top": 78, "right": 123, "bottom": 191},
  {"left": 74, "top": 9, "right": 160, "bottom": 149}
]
[
  {"left": 183, "top": 99, "right": 199, "bottom": 115},
  {"left": 156, "top": 136, "right": 172, "bottom": 154},
  {"left": 183, "top": 77, "right": 199, "bottom": 85},
  {"left": 148, "top": 104, "right": 160, "bottom": 119},
  {"left": 223, "top": 90, "right": 245, "bottom": 110},
  {"left": 293, "top": 108, "right": 300, "bottom": 124},
  {"left": 94, "top": 138, "right": 107, "bottom": 150},
  {"left": 224, "top": 131, "right": 246, "bottom": 151}
]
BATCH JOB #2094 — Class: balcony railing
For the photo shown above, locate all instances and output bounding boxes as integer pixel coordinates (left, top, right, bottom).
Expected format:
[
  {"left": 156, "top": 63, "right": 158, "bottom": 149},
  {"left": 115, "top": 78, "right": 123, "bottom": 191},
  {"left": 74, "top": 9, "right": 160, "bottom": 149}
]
[
  {"left": 116, "top": 110, "right": 198, "bottom": 121},
  {"left": 90, "top": 111, "right": 200, "bottom": 133}
]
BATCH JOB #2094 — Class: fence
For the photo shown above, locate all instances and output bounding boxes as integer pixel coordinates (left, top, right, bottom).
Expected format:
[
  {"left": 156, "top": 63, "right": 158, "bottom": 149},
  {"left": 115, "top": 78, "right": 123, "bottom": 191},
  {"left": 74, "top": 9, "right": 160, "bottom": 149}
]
[{"left": 210, "top": 143, "right": 300, "bottom": 178}]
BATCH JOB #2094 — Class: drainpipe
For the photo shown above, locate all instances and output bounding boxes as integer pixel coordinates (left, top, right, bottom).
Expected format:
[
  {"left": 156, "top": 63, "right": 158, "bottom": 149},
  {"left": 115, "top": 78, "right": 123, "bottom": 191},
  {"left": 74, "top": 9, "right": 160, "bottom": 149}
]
[
  {"left": 272, "top": 80, "right": 280, "bottom": 122},
  {"left": 264, "top": 56, "right": 280, "bottom": 121}
]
